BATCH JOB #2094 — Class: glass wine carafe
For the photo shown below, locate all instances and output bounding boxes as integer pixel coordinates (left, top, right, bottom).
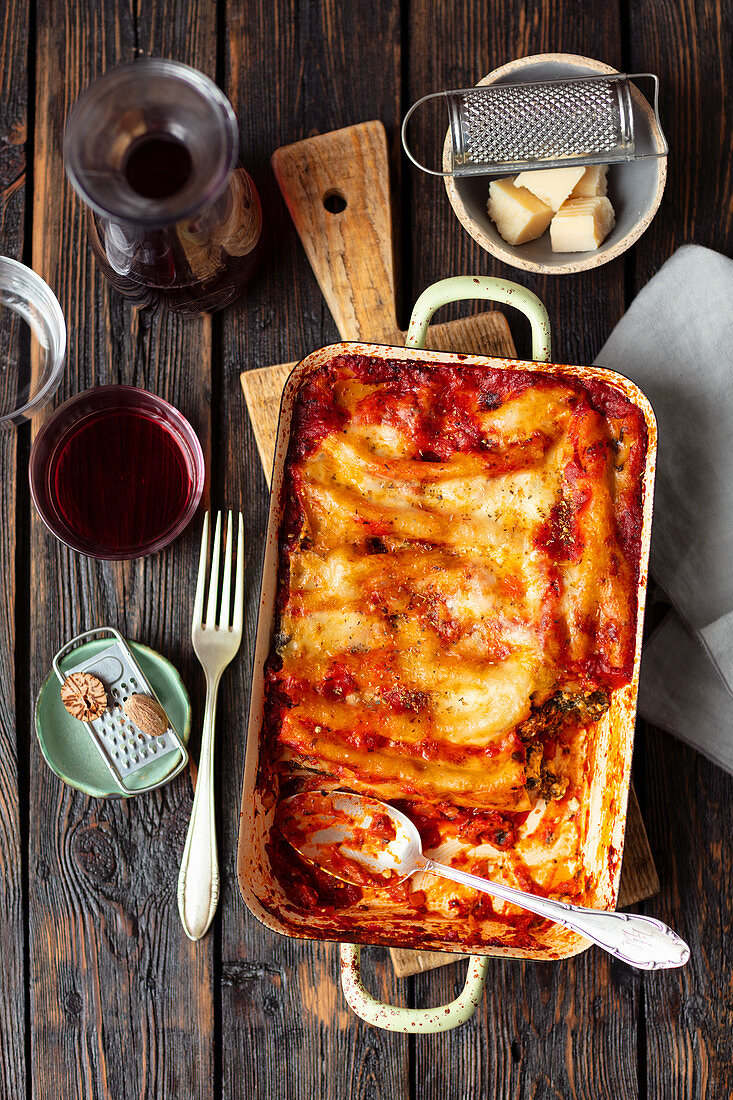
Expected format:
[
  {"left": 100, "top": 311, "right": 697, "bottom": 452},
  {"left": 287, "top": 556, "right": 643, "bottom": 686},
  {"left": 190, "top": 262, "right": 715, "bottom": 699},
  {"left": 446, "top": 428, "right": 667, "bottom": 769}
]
[{"left": 64, "top": 59, "right": 263, "bottom": 315}]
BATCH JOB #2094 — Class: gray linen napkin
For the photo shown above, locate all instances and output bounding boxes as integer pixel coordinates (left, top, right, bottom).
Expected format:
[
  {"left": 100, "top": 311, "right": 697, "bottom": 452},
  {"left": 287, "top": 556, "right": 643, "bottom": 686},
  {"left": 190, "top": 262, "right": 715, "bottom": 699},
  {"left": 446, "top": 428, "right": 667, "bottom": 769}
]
[{"left": 593, "top": 245, "right": 733, "bottom": 771}]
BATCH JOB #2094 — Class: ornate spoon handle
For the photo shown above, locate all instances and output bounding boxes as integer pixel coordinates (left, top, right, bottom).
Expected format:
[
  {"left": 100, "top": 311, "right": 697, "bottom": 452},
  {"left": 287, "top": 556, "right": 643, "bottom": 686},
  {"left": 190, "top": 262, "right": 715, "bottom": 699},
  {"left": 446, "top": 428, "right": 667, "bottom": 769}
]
[{"left": 422, "top": 858, "right": 690, "bottom": 970}]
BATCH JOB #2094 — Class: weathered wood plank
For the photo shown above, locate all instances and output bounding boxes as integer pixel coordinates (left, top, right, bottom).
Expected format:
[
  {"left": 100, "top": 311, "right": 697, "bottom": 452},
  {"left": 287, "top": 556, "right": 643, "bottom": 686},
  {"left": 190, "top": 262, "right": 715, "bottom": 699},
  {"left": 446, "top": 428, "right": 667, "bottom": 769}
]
[
  {"left": 407, "top": 3, "right": 641, "bottom": 1096},
  {"left": 411, "top": 953, "right": 641, "bottom": 1098},
  {"left": 640, "top": 739, "right": 733, "bottom": 1100},
  {"left": 219, "top": 2, "right": 410, "bottom": 1097},
  {"left": 628, "top": 0, "right": 732, "bottom": 287},
  {"left": 0, "top": 0, "right": 28, "bottom": 1095},
  {"left": 28, "top": 3, "right": 216, "bottom": 1097},
  {"left": 629, "top": 1, "right": 733, "bottom": 1096}
]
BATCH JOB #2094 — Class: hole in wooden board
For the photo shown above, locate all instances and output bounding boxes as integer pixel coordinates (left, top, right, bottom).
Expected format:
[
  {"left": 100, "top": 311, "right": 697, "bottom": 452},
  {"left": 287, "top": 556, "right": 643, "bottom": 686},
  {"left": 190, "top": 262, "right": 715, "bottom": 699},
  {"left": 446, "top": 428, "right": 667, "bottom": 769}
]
[{"left": 323, "top": 189, "right": 347, "bottom": 214}]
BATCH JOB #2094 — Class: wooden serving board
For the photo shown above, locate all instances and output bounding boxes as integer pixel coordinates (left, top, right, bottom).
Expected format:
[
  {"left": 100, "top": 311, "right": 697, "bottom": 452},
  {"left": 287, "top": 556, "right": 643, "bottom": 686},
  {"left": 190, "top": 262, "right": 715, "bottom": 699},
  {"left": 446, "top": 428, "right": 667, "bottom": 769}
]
[
  {"left": 248, "top": 122, "right": 530, "bottom": 391},
  {"left": 241, "top": 119, "right": 658, "bottom": 978}
]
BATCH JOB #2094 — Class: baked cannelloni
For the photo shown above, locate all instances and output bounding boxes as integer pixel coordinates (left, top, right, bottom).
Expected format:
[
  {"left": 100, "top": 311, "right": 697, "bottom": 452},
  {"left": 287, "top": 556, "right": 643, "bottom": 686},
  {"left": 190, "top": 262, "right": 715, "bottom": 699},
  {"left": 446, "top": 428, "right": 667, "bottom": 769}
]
[{"left": 260, "top": 351, "right": 650, "bottom": 951}]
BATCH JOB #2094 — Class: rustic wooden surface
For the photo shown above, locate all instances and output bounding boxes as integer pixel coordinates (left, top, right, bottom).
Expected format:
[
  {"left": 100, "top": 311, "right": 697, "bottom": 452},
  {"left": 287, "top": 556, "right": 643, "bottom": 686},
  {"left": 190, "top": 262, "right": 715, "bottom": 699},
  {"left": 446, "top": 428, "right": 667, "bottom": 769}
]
[
  {"left": 0, "top": 1, "right": 730, "bottom": 1098},
  {"left": 29, "top": 2, "right": 214, "bottom": 1098}
]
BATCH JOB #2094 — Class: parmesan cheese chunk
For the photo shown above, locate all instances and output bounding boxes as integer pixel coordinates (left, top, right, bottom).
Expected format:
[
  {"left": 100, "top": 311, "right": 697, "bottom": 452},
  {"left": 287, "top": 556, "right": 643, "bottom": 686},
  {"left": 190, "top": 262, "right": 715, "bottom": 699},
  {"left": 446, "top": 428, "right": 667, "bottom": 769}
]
[
  {"left": 550, "top": 196, "right": 616, "bottom": 252},
  {"left": 487, "top": 177, "right": 553, "bottom": 246},
  {"left": 514, "top": 166, "right": 586, "bottom": 211},
  {"left": 570, "top": 164, "right": 609, "bottom": 198}
]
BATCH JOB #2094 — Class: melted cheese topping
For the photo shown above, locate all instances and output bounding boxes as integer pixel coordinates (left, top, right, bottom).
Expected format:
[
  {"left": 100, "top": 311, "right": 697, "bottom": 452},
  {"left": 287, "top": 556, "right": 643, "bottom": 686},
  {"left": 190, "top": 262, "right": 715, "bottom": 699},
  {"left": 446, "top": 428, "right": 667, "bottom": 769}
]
[{"left": 264, "top": 354, "right": 647, "bottom": 939}]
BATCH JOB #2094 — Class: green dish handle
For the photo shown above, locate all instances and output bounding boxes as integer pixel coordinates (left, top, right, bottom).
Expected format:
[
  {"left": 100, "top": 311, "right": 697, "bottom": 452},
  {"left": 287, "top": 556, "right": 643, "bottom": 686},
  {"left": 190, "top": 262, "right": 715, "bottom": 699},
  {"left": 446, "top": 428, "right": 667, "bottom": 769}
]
[
  {"left": 405, "top": 274, "right": 552, "bottom": 362},
  {"left": 340, "top": 944, "right": 490, "bottom": 1034},
  {"left": 338, "top": 274, "right": 551, "bottom": 1033}
]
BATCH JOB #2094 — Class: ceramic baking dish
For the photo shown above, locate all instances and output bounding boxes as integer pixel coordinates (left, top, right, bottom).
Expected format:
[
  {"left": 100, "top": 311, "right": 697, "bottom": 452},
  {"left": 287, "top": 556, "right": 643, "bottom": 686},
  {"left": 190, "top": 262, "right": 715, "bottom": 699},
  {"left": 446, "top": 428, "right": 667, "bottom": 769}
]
[{"left": 237, "top": 275, "right": 657, "bottom": 1032}]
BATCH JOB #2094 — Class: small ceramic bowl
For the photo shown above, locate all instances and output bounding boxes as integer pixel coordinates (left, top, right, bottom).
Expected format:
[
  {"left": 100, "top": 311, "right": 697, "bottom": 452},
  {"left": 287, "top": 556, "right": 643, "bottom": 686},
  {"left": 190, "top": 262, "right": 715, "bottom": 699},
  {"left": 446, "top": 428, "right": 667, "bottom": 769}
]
[{"left": 444, "top": 54, "right": 667, "bottom": 275}]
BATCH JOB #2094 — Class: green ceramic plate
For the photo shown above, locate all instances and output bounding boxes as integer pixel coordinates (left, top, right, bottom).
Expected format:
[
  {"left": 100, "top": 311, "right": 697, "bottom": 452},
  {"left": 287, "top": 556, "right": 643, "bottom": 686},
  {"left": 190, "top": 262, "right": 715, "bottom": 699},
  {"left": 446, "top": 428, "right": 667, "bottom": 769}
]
[{"left": 35, "top": 639, "right": 191, "bottom": 798}]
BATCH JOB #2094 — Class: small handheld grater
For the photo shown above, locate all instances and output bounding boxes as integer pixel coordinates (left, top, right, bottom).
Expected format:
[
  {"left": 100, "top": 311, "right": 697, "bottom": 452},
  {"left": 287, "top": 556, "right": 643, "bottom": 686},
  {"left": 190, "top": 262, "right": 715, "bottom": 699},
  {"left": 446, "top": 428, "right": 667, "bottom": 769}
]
[
  {"left": 402, "top": 73, "right": 667, "bottom": 177},
  {"left": 53, "top": 627, "right": 188, "bottom": 795}
]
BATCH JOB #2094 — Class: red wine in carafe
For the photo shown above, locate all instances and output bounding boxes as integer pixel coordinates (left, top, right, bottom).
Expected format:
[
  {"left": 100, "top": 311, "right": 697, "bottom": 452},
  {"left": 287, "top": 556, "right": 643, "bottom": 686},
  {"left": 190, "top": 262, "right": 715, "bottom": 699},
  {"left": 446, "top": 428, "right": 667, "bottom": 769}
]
[
  {"left": 124, "top": 133, "right": 193, "bottom": 199},
  {"left": 87, "top": 162, "right": 264, "bottom": 313}
]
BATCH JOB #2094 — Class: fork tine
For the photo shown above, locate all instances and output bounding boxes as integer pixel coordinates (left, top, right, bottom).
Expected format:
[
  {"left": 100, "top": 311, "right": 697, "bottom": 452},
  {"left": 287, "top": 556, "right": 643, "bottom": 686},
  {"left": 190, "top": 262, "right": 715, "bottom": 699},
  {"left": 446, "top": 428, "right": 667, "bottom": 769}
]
[
  {"left": 205, "top": 511, "right": 222, "bottom": 629},
  {"left": 219, "top": 510, "right": 233, "bottom": 630},
  {"left": 192, "top": 511, "right": 209, "bottom": 632},
  {"left": 233, "top": 512, "right": 244, "bottom": 634}
]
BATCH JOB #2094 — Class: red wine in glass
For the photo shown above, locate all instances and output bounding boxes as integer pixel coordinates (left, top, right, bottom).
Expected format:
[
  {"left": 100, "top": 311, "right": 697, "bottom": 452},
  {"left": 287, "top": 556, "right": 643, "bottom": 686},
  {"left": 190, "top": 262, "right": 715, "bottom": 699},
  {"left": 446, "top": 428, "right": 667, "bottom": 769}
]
[
  {"left": 123, "top": 134, "right": 194, "bottom": 199},
  {"left": 30, "top": 387, "right": 205, "bottom": 559}
]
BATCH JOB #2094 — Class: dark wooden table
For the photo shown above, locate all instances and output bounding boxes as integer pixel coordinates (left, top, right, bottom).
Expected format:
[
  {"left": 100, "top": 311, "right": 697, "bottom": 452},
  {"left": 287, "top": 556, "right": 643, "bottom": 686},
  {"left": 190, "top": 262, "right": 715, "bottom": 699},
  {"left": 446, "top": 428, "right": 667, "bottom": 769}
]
[{"left": 1, "top": 1, "right": 731, "bottom": 1097}]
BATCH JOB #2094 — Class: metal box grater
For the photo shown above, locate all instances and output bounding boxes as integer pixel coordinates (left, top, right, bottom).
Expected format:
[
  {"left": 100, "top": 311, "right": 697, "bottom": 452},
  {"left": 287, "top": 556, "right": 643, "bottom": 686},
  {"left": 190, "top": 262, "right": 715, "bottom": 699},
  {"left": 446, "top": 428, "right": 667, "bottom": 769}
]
[
  {"left": 53, "top": 627, "right": 188, "bottom": 794},
  {"left": 402, "top": 73, "right": 667, "bottom": 177}
]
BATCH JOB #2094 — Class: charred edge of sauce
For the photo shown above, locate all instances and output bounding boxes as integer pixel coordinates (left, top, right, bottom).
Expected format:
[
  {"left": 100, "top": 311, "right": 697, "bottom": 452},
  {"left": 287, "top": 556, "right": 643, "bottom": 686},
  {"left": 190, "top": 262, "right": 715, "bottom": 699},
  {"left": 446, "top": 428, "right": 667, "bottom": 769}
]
[
  {"left": 267, "top": 797, "right": 561, "bottom": 936},
  {"left": 393, "top": 800, "right": 528, "bottom": 852}
]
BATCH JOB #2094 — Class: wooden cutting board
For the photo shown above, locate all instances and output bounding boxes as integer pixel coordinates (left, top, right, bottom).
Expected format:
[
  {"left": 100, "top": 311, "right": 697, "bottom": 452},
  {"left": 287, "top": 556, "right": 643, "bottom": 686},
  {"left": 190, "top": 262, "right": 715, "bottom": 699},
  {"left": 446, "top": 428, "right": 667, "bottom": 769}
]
[
  {"left": 246, "top": 121, "right": 527, "bottom": 386},
  {"left": 241, "top": 120, "right": 659, "bottom": 978}
]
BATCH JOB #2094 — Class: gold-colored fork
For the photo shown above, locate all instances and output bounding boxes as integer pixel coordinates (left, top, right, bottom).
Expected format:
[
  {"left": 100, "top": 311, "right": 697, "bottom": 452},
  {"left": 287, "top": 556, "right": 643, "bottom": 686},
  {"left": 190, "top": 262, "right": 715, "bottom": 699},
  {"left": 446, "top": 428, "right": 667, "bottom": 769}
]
[{"left": 178, "top": 510, "right": 244, "bottom": 940}]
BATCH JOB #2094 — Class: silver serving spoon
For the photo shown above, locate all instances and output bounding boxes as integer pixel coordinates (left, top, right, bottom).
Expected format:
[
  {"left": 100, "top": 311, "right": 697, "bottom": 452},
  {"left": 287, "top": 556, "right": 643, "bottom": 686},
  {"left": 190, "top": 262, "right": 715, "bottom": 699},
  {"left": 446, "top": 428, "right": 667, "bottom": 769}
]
[{"left": 280, "top": 791, "right": 690, "bottom": 971}]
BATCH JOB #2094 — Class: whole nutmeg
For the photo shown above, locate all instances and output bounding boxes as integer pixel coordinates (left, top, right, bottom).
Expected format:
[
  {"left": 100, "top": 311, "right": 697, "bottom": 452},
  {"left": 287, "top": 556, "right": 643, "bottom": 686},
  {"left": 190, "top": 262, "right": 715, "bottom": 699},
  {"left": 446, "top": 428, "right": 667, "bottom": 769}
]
[
  {"left": 61, "top": 672, "right": 108, "bottom": 721},
  {"left": 123, "top": 694, "right": 169, "bottom": 738}
]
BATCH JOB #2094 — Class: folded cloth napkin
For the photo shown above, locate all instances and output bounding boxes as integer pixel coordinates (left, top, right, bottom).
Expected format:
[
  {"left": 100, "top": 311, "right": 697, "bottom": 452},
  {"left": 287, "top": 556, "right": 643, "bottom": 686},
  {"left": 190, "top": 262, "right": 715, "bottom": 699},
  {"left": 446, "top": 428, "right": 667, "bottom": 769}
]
[{"left": 593, "top": 244, "right": 733, "bottom": 772}]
